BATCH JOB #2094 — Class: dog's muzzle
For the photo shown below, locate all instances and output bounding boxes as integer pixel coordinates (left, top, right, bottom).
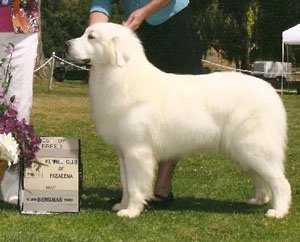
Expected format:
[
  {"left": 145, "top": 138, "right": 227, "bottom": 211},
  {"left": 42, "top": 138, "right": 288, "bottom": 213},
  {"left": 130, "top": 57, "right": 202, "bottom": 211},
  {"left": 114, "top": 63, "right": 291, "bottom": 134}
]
[{"left": 64, "top": 40, "right": 91, "bottom": 64}]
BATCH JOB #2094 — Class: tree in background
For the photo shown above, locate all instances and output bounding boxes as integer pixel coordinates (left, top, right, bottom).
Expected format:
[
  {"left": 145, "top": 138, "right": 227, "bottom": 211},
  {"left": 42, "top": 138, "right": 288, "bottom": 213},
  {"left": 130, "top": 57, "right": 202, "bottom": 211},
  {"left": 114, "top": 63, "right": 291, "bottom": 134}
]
[
  {"left": 41, "top": 0, "right": 123, "bottom": 58},
  {"left": 217, "top": 0, "right": 257, "bottom": 70},
  {"left": 192, "top": 0, "right": 257, "bottom": 70},
  {"left": 253, "top": 0, "right": 300, "bottom": 63},
  {"left": 38, "top": 0, "right": 300, "bottom": 70},
  {"left": 190, "top": 0, "right": 216, "bottom": 67},
  {"left": 192, "top": 0, "right": 300, "bottom": 70},
  {"left": 41, "top": 0, "right": 91, "bottom": 57},
  {"left": 35, "top": 0, "right": 48, "bottom": 78}
]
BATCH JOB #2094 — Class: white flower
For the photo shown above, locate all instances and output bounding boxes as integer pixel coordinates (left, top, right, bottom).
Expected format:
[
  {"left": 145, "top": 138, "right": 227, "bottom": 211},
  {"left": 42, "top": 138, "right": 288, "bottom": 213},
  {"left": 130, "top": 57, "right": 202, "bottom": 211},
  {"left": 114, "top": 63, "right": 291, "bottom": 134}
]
[{"left": 0, "top": 133, "right": 20, "bottom": 165}]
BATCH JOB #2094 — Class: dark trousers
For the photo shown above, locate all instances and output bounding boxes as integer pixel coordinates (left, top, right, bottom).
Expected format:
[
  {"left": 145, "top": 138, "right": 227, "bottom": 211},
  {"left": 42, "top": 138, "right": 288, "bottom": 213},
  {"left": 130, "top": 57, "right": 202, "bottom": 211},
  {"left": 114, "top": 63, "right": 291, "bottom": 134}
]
[{"left": 137, "top": 6, "right": 202, "bottom": 75}]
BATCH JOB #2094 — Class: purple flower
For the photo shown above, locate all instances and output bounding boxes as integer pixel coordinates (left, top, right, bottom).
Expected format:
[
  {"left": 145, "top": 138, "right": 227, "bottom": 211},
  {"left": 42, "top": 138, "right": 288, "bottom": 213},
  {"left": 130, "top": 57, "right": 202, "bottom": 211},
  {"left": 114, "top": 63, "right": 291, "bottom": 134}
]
[
  {"left": 0, "top": 88, "right": 5, "bottom": 96},
  {"left": 4, "top": 43, "right": 15, "bottom": 55}
]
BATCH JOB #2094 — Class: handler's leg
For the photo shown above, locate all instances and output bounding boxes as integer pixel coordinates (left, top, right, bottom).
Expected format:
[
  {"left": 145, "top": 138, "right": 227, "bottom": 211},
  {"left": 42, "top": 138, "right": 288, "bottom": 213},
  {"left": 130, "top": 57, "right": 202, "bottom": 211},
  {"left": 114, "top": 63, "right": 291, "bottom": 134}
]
[
  {"left": 137, "top": 6, "right": 202, "bottom": 203},
  {"left": 4, "top": 32, "right": 38, "bottom": 123},
  {"left": 153, "top": 161, "right": 177, "bottom": 199}
]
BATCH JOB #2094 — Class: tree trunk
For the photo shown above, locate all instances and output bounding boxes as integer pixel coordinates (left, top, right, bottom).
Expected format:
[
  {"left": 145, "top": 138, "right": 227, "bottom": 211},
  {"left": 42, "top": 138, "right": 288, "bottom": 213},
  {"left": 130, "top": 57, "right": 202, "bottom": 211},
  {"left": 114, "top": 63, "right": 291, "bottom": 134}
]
[
  {"left": 239, "top": 4, "right": 251, "bottom": 71},
  {"left": 240, "top": 23, "right": 250, "bottom": 71},
  {"left": 34, "top": 0, "right": 50, "bottom": 79}
]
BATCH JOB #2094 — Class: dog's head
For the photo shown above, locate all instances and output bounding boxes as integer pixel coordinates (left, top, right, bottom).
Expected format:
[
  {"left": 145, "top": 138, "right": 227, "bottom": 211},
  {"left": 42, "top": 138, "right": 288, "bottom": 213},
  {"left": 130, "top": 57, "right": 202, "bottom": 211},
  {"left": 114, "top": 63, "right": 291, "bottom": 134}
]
[{"left": 65, "top": 23, "right": 143, "bottom": 67}]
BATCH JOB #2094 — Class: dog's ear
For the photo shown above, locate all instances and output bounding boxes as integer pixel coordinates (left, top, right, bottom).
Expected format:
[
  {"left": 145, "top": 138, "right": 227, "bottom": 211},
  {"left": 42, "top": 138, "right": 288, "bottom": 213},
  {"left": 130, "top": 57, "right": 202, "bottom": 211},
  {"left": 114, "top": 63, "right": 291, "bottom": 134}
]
[{"left": 111, "top": 37, "right": 127, "bottom": 67}]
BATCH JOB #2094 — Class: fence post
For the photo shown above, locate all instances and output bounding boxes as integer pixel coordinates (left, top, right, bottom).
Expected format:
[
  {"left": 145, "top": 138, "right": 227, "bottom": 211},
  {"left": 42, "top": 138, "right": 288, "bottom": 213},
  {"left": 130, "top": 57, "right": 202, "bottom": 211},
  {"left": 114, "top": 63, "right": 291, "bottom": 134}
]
[{"left": 48, "top": 52, "right": 55, "bottom": 93}]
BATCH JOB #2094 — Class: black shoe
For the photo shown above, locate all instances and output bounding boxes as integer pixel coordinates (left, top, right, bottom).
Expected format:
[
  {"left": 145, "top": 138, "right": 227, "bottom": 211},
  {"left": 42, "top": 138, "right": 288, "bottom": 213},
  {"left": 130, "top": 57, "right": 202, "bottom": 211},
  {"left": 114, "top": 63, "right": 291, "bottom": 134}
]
[{"left": 146, "top": 192, "right": 174, "bottom": 208}]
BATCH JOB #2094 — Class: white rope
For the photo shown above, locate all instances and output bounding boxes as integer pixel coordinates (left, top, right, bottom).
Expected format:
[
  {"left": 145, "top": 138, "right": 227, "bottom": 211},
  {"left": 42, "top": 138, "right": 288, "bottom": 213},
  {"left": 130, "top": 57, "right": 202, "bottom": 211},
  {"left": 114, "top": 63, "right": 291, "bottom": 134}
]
[
  {"left": 54, "top": 55, "right": 90, "bottom": 71},
  {"left": 33, "top": 55, "right": 89, "bottom": 74},
  {"left": 201, "top": 59, "right": 297, "bottom": 76},
  {"left": 33, "top": 56, "right": 53, "bottom": 73},
  {"left": 33, "top": 53, "right": 299, "bottom": 76}
]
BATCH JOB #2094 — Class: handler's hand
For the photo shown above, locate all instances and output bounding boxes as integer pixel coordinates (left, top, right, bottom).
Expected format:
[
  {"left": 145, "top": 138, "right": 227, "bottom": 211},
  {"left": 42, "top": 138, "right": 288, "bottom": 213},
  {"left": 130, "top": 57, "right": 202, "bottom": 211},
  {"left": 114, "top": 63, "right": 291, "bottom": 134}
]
[{"left": 124, "top": 8, "right": 148, "bottom": 31}]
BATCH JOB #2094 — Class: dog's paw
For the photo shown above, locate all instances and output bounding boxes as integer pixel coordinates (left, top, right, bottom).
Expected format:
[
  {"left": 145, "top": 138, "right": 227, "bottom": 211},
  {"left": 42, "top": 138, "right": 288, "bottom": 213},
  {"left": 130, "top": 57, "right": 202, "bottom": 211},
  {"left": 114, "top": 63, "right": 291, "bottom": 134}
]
[
  {"left": 265, "top": 209, "right": 288, "bottom": 219},
  {"left": 117, "top": 208, "right": 141, "bottom": 218},
  {"left": 112, "top": 203, "right": 126, "bottom": 211},
  {"left": 248, "top": 196, "right": 270, "bottom": 206}
]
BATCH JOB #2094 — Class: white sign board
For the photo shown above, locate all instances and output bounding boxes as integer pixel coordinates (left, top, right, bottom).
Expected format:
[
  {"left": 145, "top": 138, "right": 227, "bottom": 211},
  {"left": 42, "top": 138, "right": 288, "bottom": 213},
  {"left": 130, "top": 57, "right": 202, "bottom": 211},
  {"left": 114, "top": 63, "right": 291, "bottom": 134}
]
[{"left": 20, "top": 137, "right": 82, "bottom": 214}]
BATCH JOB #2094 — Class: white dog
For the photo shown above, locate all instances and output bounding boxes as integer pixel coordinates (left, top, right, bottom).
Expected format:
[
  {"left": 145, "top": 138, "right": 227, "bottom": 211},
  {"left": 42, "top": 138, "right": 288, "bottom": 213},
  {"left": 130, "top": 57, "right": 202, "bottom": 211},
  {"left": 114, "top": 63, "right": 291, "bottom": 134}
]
[{"left": 66, "top": 23, "right": 291, "bottom": 219}]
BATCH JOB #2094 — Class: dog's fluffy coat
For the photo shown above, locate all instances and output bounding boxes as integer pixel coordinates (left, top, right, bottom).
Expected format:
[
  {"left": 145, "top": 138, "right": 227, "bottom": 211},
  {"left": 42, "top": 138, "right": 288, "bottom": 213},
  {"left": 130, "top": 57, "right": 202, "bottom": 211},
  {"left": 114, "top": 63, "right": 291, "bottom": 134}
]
[{"left": 67, "top": 23, "right": 291, "bottom": 218}]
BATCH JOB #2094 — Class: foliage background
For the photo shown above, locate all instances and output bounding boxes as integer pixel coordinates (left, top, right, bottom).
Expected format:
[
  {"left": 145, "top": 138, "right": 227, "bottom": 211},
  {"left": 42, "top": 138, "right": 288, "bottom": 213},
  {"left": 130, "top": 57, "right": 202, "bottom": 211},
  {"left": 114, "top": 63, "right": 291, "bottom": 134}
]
[
  {"left": 41, "top": 0, "right": 123, "bottom": 57},
  {"left": 40, "top": 0, "right": 300, "bottom": 68}
]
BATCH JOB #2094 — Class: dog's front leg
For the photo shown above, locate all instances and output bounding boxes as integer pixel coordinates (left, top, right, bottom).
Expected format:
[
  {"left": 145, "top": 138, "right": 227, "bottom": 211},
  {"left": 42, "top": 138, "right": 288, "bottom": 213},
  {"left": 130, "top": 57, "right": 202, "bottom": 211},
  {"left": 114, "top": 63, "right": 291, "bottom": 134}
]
[
  {"left": 116, "top": 147, "right": 156, "bottom": 218},
  {"left": 112, "top": 152, "right": 129, "bottom": 211}
]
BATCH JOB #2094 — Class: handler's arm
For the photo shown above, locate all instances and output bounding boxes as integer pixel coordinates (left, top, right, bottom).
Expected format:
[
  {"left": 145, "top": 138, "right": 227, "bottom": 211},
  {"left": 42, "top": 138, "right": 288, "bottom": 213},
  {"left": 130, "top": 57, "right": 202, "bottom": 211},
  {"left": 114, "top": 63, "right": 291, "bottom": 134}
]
[
  {"left": 125, "top": 0, "right": 171, "bottom": 30},
  {"left": 89, "top": 12, "right": 109, "bottom": 25},
  {"left": 88, "top": 0, "right": 111, "bottom": 25}
]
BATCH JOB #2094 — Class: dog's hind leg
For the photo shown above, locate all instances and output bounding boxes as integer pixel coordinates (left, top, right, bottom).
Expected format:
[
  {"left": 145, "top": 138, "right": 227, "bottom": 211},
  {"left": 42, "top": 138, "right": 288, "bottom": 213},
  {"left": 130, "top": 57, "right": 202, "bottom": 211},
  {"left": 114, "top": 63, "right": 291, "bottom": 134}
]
[
  {"left": 236, "top": 143, "right": 291, "bottom": 218},
  {"left": 112, "top": 152, "right": 129, "bottom": 211},
  {"left": 261, "top": 168, "right": 291, "bottom": 218},
  {"left": 247, "top": 169, "right": 272, "bottom": 206},
  {"left": 116, "top": 146, "right": 156, "bottom": 218}
]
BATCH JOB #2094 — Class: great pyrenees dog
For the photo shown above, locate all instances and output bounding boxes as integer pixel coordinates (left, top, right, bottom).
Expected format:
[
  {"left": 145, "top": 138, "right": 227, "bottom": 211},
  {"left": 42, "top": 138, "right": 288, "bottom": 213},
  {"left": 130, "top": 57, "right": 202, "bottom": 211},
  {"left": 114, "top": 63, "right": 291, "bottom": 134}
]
[{"left": 66, "top": 23, "right": 291, "bottom": 218}]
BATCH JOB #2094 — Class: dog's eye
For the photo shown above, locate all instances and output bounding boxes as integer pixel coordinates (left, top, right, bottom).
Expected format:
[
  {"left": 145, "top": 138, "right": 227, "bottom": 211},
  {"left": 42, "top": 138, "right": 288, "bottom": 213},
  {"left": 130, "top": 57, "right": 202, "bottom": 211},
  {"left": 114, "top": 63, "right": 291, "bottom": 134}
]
[{"left": 88, "top": 34, "right": 95, "bottom": 40}]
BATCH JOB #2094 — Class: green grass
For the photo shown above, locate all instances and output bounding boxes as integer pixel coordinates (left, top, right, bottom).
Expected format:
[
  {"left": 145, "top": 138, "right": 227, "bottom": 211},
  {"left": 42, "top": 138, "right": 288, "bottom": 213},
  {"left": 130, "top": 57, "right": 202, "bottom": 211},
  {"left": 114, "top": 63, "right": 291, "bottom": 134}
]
[{"left": 0, "top": 79, "right": 300, "bottom": 241}]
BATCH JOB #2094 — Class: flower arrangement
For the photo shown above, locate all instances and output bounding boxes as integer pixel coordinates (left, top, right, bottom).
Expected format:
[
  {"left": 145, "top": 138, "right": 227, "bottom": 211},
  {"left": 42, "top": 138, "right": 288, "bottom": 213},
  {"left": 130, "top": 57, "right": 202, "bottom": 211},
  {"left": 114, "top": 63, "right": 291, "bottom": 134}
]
[{"left": 0, "top": 43, "right": 41, "bottom": 168}]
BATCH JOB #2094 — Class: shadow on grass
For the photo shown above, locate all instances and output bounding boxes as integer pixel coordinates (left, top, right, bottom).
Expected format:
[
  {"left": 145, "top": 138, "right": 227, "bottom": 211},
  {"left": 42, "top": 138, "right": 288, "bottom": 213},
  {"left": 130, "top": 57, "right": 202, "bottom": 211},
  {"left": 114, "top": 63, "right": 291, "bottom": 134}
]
[
  {"left": 0, "top": 187, "right": 264, "bottom": 216},
  {"left": 82, "top": 187, "right": 263, "bottom": 215},
  {"left": 82, "top": 187, "right": 121, "bottom": 211},
  {"left": 167, "top": 197, "right": 260, "bottom": 215},
  {"left": 0, "top": 201, "right": 19, "bottom": 210}
]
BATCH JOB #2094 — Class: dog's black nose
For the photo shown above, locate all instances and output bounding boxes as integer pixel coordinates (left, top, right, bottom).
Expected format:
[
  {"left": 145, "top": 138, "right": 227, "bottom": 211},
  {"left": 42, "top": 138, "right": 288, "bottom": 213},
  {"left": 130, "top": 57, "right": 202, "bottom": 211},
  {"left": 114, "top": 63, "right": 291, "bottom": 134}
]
[{"left": 64, "top": 41, "right": 71, "bottom": 53}]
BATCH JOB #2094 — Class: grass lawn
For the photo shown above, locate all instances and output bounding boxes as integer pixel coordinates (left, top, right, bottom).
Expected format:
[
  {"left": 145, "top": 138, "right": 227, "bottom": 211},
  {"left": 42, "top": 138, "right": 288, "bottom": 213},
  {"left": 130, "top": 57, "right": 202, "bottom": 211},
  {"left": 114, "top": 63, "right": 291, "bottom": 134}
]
[{"left": 0, "top": 78, "right": 299, "bottom": 241}]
